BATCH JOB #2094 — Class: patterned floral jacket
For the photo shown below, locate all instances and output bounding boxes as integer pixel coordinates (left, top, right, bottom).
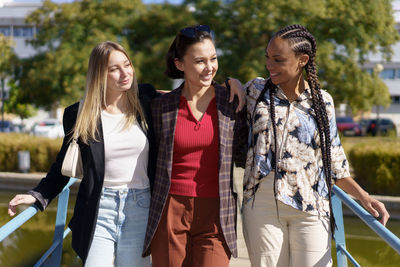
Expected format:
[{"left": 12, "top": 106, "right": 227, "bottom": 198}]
[{"left": 244, "top": 77, "right": 351, "bottom": 218}]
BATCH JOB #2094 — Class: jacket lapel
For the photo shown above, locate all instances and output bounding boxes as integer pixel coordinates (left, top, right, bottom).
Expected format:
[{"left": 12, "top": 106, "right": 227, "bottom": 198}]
[
  {"left": 89, "top": 119, "right": 105, "bottom": 184},
  {"left": 215, "top": 84, "right": 231, "bottom": 154},
  {"left": 164, "top": 87, "right": 182, "bottom": 179}
]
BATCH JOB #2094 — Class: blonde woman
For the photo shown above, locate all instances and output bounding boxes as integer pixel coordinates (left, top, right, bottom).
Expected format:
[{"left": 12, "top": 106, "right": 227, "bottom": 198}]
[{"left": 8, "top": 41, "right": 157, "bottom": 266}]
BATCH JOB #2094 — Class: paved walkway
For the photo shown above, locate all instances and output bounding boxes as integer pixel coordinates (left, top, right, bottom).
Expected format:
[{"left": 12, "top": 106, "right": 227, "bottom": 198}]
[
  {"left": 229, "top": 216, "right": 251, "bottom": 267},
  {"left": 230, "top": 167, "right": 251, "bottom": 267}
]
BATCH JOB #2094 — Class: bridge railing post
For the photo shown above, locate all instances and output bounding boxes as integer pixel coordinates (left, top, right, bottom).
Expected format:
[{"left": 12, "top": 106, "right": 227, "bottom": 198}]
[
  {"left": 332, "top": 192, "right": 348, "bottom": 267},
  {"left": 34, "top": 180, "right": 74, "bottom": 267}
]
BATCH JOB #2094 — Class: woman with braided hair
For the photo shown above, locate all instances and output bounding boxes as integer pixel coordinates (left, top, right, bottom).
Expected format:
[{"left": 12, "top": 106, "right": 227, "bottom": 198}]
[{"left": 234, "top": 24, "right": 390, "bottom": 266}]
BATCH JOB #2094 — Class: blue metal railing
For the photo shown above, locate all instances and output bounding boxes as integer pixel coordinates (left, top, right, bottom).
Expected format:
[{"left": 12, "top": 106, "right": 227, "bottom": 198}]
[
  {"left": 0, "top": 178, "right": 78, "bottom": 267},
  {"left": 1, "top": 180, "right": 400, "bottom": 266},
  {"left": 332, "top": 185, "right": 400, "bottom": 267}
]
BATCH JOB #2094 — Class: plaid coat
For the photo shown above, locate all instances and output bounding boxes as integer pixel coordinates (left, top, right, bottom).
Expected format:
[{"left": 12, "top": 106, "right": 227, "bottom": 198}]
[{"left": 143, "top": 82, "right": 247, "bottom": 258}]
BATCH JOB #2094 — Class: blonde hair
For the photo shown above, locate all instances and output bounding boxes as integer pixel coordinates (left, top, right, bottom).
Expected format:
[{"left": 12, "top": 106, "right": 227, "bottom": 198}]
[{"left": 72, "top": 41, "right": 146, "bottom": 144}]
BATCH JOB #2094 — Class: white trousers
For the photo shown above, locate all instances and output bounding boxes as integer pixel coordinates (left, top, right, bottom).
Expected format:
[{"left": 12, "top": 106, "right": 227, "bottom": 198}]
[{"left": 242, "top": 174, "right": 332, "bottom": 267}]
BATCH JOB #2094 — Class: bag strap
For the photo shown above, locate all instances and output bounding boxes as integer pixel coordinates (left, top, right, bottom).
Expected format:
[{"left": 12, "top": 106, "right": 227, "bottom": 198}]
[{"left": 72, "top": 100, "right": 83, "bottom": 141}]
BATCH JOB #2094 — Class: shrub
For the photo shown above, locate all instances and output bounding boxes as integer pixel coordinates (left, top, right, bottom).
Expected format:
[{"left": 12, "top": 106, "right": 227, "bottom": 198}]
[
  {"left": 0, "top": 133, "right": 62, "bottom": 172},
  {"left": 0, "top": 134, "right": 398, "bottom": 195},
  {"left": 343, "top": 137, "right": 400, "bottom": 196}
]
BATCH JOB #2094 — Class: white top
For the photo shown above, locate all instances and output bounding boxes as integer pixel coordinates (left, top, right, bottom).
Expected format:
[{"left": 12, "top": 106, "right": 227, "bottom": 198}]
[{"left": 101, "top": 110, "right": 150, "bottom": 189}]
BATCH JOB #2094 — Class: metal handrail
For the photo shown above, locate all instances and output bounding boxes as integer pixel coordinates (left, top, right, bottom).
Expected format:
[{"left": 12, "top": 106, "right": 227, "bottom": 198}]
[
  {"left": 0, "top": 205, "right": 38, "bottom": 242},
  {"left": 2, "top": 180, "right": 400, "bottom": 267},
  {"left": 332, "top": 185, "right": 400, "bottom": 266},
  {"left": 0, "top": 178, "right": 78, "bottom": 266}
]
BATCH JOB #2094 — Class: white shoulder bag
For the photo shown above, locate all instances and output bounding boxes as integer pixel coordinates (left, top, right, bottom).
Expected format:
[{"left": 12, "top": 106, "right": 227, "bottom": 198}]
[{"left": 61, "top": 101, "right": 83, "bottom": 179}]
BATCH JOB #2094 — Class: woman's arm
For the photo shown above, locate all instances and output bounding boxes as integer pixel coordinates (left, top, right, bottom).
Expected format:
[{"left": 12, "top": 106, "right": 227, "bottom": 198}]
[
  {"left": 225, "top": 78, "right": 246, "bottom": 112},
  {"left": 335, "top": 177, "right": 390, "bottom": 226},
  {"left": 9, "top": 103, "right": 79, "bottom": 214}
]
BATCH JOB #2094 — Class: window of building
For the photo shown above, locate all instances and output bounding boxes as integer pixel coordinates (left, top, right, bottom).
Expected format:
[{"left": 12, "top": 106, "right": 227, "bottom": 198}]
[
  {"left": 392, "top": 95, "right": 400, "bottom": 104},
  {"left": 0, "top": 26, "right": 11, "bottom": 36},
  {"left": 13, "top": 26, "right": 34, "bottom": 37},
  {"left": 380, "top": 68, "right": 395, "bottom": 79}
]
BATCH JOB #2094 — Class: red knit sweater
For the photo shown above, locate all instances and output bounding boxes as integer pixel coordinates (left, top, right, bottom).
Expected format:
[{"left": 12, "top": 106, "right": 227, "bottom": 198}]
[{"left": 169, "top": 96, "right": 220, "bottom": 198}]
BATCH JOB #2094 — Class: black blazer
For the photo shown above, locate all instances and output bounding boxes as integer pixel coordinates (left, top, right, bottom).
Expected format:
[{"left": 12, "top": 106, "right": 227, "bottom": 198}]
[{"left": 29, "top": 83, "right": 158, "bottom": 263}]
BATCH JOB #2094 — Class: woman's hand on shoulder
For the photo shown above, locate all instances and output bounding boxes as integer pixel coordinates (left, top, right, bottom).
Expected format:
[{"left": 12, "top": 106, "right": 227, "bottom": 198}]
[
  {"left": 8, "top": 194, "right": 36, "bottom": 216},
  {"left": 226, "top": 78, "right": 246, "bottom": 113}
]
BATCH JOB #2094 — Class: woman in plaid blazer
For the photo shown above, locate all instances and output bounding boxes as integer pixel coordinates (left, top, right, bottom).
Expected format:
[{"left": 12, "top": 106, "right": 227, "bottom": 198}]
[{"left": 143, "top": 25, "right": 248, "bottom": 266}]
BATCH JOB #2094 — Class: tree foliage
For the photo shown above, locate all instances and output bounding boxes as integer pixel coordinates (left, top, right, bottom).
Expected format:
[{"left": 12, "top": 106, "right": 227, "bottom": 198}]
[
  {"left": 17, "top": 0, "right": 145, "bottom": 109},
  {"left": 0, "top": 34, "right": 15, "bottom": 78},
  {"left": 12, "top": 0, "right": 399, "bottom": 114},
  {"left": 0, "top": 34, "right": 36, "bottom": 122},
  {"left": 185, "top": 0, "right": 399, "bottom": 113},
  {"left": 4, "top": 80, "right": 37, "bottom": 121},
  {"left": 125, "top": 3, "right": 196, "bottom": 89}
]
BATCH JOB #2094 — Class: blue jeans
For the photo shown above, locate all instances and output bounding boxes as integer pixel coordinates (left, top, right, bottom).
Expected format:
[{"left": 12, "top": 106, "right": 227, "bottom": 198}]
[{"left": 85, "top": 187, "right": 151, "bottom": 267}]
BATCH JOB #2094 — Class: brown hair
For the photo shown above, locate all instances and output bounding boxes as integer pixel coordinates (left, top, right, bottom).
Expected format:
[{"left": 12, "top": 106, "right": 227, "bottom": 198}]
[{"left": 165, "top": 25, "right": 214, "bottom": 79}]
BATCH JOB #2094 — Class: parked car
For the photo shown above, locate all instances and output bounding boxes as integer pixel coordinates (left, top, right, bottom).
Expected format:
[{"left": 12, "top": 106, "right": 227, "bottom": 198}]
[
  {"left": 359, "top": 118, "right": 397, "bottom": 136},
  {"left": 336, "top": 117, "right": 362, "bottom": 136},
  {"left": 0, "top": 120, "right": 20, "bottom": 133},
  {"left": 357, "top": 119, "right": 369, "bottom": 136},
  {"left": 32, "top": 119, "right": 64, "bottom": 138}
]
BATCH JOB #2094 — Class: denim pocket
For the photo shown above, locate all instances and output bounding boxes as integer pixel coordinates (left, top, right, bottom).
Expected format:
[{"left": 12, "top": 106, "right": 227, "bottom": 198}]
[{"left": 137, "top": 193, "right": 150, "bottom": 208}]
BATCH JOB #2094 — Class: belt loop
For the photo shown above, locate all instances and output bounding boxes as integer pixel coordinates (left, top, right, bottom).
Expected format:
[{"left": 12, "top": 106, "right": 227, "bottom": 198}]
[{"left": 132, "top": 188, "right": 137, "bottom": 201}]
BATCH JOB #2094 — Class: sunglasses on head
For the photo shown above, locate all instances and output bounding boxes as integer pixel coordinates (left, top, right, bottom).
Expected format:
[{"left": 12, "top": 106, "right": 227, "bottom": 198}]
[{"left": 180, "top": 25, "right": 211, "bottom": 38}]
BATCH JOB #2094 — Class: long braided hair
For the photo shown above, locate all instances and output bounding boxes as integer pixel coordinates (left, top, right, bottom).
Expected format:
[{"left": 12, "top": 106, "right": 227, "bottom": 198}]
[{"left": 264, "top": 24, "right": 336, "bottom": 236}]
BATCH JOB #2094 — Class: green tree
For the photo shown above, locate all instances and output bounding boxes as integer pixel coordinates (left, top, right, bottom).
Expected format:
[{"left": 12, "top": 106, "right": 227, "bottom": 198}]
[
  {"left": 0, "top": 34, "right": 14, "bottom": 77},
  {"left": 4, "top": 80, "right": 37, "bottom": 123},
  {"left": 1, "top": 3, "right": 187, "bottom": 116},
  {"left": 0, "top": 34, "right": 20, "bottom": 124},
  {"left": 16, "top": 0, "right": 197, "bottom": 105},
  {"left": 185, "top": 0, "right": 399, "bottom": 113},
  {"left": 15, "top": 0, "right": 399, "bottom": 114},
  {"left": 17, "top": 0, "right": 145, "bottom": 109},
  {"left": 0, "top": 34, "right": 37, "bottom": 125},
  {"left": 126, "top": 3, "right": 196, "bottom": 90}
]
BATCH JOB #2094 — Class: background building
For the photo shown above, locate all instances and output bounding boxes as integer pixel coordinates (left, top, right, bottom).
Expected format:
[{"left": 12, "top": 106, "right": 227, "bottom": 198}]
[
  {"left": 0, "top": 1, "right": 40, "bottom": 58},
  {"left": 361, "top": 0, "right": 400, "bottom": 134}
]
